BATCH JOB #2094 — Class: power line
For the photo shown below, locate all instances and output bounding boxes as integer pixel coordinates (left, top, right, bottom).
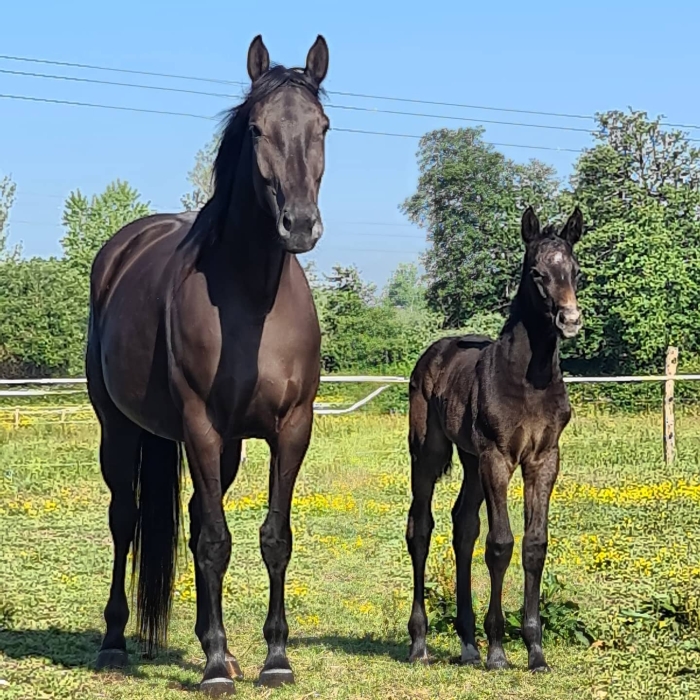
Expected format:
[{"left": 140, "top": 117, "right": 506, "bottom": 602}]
[
  {"left": 0, "top": 93, "right": 586, "bottom": 152},
  {"left": 0, "top": 67, "right": 596, "bottom": 135},
  {"left": 9, "top": 217, "right": 425, "bottom": 238},
  {"left": 0, "top": 92, "right": 215, "bottom": 121},
  {"left": 3, "top": 52, "right": 700, "bottom": 131}
]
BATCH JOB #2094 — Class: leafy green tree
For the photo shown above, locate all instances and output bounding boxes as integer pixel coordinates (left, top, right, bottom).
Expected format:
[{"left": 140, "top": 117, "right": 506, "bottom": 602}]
[
  {"left": 0, "top": 174, "right": 17, "bottom": 255},
  {"left": 319, "top": 265, "right": 440, "bottom": 375},
  {"left": 61, "top": 180, "right": 151, "bottom": 278},
  {"left": 181, "top": 136, "right": 218, "bottom": 211},
  {"left": 402, "top": 128, "right": 561, "bottom": 326},
  {"left": 382, "top": 262, "right": 428, "bottom": 311},
  {"left": 0, "top": 257, "right": 86, "bottom": 377},
  {"left": 567, "top": 110, "right": 700, "bottom": 373}
]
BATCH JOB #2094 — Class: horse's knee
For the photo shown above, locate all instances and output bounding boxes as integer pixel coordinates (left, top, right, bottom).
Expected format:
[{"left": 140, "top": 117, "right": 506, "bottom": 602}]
[{"left": 259, "top": 517, "right": 291, "bottom": 573}]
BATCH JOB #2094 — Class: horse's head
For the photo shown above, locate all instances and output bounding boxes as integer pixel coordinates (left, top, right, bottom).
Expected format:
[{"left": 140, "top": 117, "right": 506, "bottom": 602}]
[
  {"left": 521, "top": 206, "right": 584, "bottom": 339},
  {"left": 244, "top": 35, "right": 329, "bottom": 254}
]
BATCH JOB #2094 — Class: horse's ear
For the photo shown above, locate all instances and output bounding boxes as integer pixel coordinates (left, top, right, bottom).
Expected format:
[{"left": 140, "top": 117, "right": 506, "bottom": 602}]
[
  {"left": 521, "top": 206, "right": 542, "bottom": 244},
  {"left": 247, "top": 35, "right": 270, "bottom": 82},
  {"left": 559, "top": 206, "right": 584, "bottom": 246},
  {"left": 305, "top": 35, "right": 329, "bottom": 85}
]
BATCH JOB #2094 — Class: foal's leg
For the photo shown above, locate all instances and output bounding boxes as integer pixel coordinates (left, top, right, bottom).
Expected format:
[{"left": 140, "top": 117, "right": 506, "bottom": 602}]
[
  {"left": 188, "top": 440, "right": 244, "bottom": 681},
  {"left": 480, "top": 449, "right": 515, "bottom": 671},
  {"left": 184, "top": 416, "right": 234, "bottom": 695},
  {"left": 95, "top": 408, "right": 142, "bottom": 669},
  {"left": 257, "top": 406, "right": 313, "bottom": 688},
  {"left": 453, "top": 449, "right": 484, "bottom": 665},
  {"left": 521, "top": 448, "right": 559, "bottom": 672},
  {"left": 406, "top": 418, "right": 451, "bottom": 663}
]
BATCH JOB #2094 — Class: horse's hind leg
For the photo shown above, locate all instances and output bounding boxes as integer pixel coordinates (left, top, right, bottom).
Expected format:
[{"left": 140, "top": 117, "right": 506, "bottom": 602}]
[
  {"left": 406, "top": 397, "right": 452, "bottom": 663},
  {"left": 452, "top": 448, "right": 484, "bottom": 665},
  {"left": 94, "top": 403, "right": 143, "bottom": 670},
  {"left": 188, "top": 439, "right": 244, "bottom": 681}
]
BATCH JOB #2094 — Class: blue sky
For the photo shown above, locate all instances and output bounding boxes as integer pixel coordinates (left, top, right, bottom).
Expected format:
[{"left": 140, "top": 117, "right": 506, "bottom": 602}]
[{"left": 1, "top": 0, "right": 699, "bottom": 287}]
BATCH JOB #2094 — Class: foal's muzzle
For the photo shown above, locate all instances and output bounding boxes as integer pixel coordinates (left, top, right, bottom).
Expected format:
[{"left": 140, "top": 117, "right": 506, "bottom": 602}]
[{"left": 555, "top": 306, "right": 583, "bottom": 339}]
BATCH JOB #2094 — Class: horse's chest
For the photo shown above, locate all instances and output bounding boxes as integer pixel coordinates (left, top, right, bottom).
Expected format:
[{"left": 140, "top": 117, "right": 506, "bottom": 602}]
[{"left": 505, "top": 396, "right": 569, "bottom": 463}]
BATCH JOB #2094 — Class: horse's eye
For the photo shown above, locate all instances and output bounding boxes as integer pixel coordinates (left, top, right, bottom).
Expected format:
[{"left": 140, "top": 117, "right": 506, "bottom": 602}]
[
  {"left": 531, "top": 268, "right": 548, "bottom": 282},
  {"left": 249, "top": 124, "right": 262, "bottom": 139}
]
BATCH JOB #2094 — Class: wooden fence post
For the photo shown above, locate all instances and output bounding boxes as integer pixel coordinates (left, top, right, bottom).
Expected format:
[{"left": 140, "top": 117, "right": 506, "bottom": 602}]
[{"left": 664, "top": 346, "right": 678, "bottom": 465}]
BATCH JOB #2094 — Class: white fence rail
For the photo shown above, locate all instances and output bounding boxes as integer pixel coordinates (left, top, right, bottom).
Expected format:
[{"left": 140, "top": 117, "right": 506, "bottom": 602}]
[{"left": 0, "top": 347, "right": 694, "bottom": 463}]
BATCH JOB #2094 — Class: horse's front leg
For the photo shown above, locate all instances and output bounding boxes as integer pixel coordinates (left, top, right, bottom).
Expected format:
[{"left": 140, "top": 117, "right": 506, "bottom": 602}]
[
  {"left": 257, "top": 404, "right": 313, "bottom": 688},
  {"left": 183, "top": 412, "right": 235, "bottom": 696},
  {"left": 480, "top": 448, "right": 516, "bottom": 671},
  {"left": 521, "top": 448, "right": 559, "bottom": 672}
]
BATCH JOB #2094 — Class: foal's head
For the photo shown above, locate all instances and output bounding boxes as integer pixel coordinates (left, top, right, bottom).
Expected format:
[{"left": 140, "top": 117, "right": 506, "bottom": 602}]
[
  {"left": 520, "top": 206, "right": 584, "bottom": 339},
  {"left": 214, "top": 35, "right": 330, "bottom": 254}
]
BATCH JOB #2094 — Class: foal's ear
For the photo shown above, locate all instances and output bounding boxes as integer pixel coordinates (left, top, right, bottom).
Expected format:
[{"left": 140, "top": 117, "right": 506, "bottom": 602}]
[
  {"left": 559, "top": 206, "right": 584, "bottom": 246},
  {"left": 521, "top": 206, "right": 542, "bottom": 244},
  {"left": 247, "top": 35, "right": 270, "bottom": 82},
  {"left": 305, "top": 35, "right": 329, "bottom": 85}
]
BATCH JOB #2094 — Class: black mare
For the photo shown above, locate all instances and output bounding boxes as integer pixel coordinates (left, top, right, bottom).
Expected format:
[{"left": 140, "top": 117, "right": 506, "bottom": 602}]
[{"left": 87, "top": 34, "right": 330, "bottom": 694}]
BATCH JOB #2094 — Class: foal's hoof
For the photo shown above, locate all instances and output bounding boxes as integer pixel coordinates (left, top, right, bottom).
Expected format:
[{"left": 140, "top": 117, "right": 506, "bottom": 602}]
[
  {"left": 459, "top": 642, "right": 482, "bottom": 666},
  {"left": 225, "top": 654, "right": 244, "bottom": 681},
  {"left": 95, "top": 648, "right": 129, "bottom": 670},
  {"left": 485, "top": 649, "right": 510, "bottom": 671},
  {"left": 408, "top": 644, "right": 431, "bottom": 664},
  {"left": 200, "top": 678, "right": 236, "bottom": 696},
  {"left": 256, "top": 667, "right": 295, "bottom": 688}
]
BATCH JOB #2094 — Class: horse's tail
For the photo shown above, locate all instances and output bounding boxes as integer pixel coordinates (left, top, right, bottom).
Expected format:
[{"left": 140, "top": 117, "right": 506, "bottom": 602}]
[{"left": 132, "top": 432, "right": 183, "bottom": 657}]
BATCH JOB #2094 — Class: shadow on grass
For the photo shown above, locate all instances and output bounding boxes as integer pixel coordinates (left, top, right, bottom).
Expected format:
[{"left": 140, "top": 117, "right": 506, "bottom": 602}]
[
  {"left": 0, "top": 626, "right": 201, "bottom": 680},
  {"left": 291, "top": 633, "right": 424, "bottom": 663}
]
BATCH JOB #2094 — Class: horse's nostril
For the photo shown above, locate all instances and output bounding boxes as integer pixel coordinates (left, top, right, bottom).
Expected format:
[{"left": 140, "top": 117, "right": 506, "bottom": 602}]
[{"left": 282, "top": 212, "right": 294, "bottom": 233}]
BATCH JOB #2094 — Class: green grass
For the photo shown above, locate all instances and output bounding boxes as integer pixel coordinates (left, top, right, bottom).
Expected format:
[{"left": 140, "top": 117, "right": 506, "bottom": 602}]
[{"left": 1, "top": 410, "right": 699, "bottom": 699}]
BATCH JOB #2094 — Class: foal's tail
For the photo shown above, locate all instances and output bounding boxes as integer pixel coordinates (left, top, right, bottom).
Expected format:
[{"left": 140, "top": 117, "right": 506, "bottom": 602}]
[{"left": 132, "top": 432, "right": 183, "bottom": 657}]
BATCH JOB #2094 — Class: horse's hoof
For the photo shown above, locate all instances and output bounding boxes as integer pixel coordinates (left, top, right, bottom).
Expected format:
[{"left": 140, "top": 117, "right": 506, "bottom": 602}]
[
  {"left": 256, "top": 667, "right": 295, "bottom": 688},
  {"left": 95, "top": 648, "right": 129, "bottom": 670},
  {"left": 408, "top": 643, "right": 431, "bottom": 664},
  {"left": 485, "top": 651, "right": 510, "bottom": 671},
  {"left": 530, "top": 662, "right": 551, "bottom": 673},
  {"left": 225, "top": 654, "right": 244, "bottom": 681},
  {"left": 459, "top": 642, "right": 482, "bottom": 666},
  {"left": 200, "top": 678, "right": 236, "bottom": 696}
]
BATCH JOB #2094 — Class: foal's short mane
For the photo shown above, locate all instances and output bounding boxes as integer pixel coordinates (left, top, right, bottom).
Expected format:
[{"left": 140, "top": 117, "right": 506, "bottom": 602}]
[{"left": 210, "top": 65, "right": 325, "bottom": 226}]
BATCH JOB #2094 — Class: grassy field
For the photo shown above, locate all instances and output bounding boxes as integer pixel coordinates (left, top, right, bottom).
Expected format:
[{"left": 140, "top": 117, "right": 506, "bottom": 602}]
[{"left": 1, "top": 409, "right": 699, "bottom": 699}]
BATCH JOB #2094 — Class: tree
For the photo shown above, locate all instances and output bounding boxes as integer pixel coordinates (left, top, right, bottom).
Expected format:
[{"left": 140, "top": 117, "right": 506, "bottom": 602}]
[
  {"left": 181, "top": 136, "right": 218, "bottom": 211},
  {"left": 61, "top": 180, "right": 151, "bottom": 279},
  {"left": 567, "top": 110, "right": 700, "bottom": 373},
  {"left": 319, "top": 265, "right": 440, "bottom": 374},
  {"left": 0, "top": 174, "right": 16, "bottom": 255},
  {"left": 402, "top": 128, "right": 561, "bottom": 327},
  {"left": 0, "top": 257, "right": 86, "bottom": 377},
  {"left": 382, "top": 262, "right": 428, "bottom": 311}
]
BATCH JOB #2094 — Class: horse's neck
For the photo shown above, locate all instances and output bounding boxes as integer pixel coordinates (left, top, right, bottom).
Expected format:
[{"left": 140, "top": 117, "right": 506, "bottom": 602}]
[
  {"left": 204, "top": 180, "right": 288, "bottom": 315},
  {"left": 496, "top": 297, "right": 562, "bottom": 389}
]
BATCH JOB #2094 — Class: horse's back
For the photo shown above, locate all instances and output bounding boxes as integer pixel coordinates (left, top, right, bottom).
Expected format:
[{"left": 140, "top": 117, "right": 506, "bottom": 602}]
[
  {"left": 87, "top": 212, "right": 196, "bottom": 436},
  {"left": 90, "top": 212, "right": 196, "bottom": 316},
  {"left": 410, "top": 334, "right": 493, "bottom": 401}
]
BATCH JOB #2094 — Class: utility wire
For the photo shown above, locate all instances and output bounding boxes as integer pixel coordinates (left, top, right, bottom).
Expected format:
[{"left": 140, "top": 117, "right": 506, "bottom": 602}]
[
  {"left": 0, "top": 93, "right": 587, "bottom": 152},
  {"left": 3, "top": 52, "right": 699, "bottom": 131},
  {"left": 0, "top": 67, "right": 596, "bottom": 135}
]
